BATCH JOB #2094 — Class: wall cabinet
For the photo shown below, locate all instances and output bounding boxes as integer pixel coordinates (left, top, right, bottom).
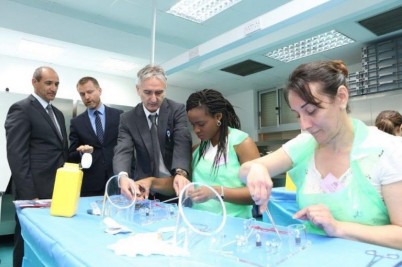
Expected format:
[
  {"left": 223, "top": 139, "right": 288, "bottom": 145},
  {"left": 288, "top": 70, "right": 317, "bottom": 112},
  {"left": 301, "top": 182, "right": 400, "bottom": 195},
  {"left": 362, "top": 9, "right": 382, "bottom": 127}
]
[
  {"left": 258, "top": 88, "right": 298, "bottom": 131},
  {"left": 349, "top": 35, "right": 402, "bottom": 96}
]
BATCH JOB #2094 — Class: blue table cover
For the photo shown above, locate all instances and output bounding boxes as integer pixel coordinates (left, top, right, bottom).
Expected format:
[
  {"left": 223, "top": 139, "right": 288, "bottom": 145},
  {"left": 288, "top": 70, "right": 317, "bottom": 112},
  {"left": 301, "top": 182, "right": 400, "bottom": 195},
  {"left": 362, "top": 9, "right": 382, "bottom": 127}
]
[
  {"left": 17, "top": 196, "right": 402, "bottom": 267},
  {"left": 263, "top": 187, "right": 301, "bottom": 226}
]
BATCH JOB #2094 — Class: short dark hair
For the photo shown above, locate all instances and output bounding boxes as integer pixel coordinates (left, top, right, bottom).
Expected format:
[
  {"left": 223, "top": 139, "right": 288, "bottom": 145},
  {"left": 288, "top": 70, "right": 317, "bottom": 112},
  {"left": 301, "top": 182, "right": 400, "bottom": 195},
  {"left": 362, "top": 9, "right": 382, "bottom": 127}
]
[{"left": 76, "top": 77, "right": 100, "bottom": 88}]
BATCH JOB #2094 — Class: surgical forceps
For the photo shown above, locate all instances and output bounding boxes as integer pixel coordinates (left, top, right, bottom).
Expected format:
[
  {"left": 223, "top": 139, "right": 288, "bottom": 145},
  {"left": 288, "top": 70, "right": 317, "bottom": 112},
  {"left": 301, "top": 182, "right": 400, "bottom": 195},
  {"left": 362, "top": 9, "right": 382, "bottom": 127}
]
[
  {"left": 264, "top": 208, "right": 282, "bottom": 241},
  {"left": 365, "top": 249, "right": 399, "bottom": 267}
]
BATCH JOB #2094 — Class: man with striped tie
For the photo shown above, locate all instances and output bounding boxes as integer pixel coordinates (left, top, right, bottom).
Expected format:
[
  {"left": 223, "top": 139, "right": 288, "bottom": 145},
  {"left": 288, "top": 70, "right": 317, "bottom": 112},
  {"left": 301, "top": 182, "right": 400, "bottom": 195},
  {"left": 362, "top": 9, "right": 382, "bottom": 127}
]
[{"left": 68, "top": 77, "right": 123, "bottom": 196}]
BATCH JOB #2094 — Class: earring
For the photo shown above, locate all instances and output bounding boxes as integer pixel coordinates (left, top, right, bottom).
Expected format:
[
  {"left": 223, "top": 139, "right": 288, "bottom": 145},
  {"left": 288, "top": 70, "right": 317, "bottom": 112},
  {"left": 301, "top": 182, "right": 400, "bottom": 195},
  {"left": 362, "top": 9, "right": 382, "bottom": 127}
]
[{"left": 217, "top": 120, "right": 221, "bottom": 127}]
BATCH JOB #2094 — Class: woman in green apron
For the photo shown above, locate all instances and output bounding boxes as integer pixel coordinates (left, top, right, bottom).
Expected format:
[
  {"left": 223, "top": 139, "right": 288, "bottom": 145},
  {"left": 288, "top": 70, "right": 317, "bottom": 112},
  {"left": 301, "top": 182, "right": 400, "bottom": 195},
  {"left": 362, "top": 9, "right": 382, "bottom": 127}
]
[{"left": 239, "top": 60, "right": 402, "bottom": 249}]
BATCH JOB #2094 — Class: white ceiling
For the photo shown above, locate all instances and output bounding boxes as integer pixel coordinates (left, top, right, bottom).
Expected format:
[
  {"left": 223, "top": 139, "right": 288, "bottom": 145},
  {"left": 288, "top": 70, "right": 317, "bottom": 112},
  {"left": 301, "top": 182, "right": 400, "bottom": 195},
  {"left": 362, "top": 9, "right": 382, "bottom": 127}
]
[{"left": 0, "top": 0, "right": 401, "bottom": 95}]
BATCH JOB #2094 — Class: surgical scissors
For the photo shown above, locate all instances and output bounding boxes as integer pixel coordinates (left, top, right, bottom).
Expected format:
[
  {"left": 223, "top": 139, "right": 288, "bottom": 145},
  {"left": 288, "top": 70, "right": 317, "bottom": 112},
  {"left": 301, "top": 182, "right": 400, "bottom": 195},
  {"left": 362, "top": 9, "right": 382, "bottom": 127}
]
[{"left": 365, "top": 250, "right": 399, "bottom": 267}]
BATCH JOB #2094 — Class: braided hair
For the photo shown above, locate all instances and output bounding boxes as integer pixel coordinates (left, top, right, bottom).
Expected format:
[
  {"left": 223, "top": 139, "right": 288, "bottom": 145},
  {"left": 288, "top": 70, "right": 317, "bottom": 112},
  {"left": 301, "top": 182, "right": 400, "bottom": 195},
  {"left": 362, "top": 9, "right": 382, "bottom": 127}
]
[{"left": 186, "top": 89, "right": 241, "bottom": 172}]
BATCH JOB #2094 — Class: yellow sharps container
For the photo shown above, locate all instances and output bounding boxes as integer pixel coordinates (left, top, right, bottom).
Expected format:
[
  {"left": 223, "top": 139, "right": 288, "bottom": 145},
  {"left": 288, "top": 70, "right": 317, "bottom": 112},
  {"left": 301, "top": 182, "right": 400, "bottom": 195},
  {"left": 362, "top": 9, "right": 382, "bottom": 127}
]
[{"left": 50, "top": 163, "right": 83, "bottom": 217}]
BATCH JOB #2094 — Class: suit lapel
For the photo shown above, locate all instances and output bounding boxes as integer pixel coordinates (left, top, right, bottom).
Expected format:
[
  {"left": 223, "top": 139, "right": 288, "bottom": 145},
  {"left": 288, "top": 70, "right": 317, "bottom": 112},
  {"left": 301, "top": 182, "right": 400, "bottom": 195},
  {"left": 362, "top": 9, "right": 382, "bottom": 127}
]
[
  {"left": 53, "top": 108, "right": 66, "bottom": 141},
  {"left": 103, "top": 106, "right": 110, "bottom": 142},
  {"left": 83, "top": 110, "right": 98, "bottom": 142},
  {"left": 30, "top": 96, "right": 63, "bottom": 142},
  {"left": 135, "top": 105, "right": 153, "bottom": 158},
  {"left": 158, "top": 100, "right": 169, "bottom": 154}
]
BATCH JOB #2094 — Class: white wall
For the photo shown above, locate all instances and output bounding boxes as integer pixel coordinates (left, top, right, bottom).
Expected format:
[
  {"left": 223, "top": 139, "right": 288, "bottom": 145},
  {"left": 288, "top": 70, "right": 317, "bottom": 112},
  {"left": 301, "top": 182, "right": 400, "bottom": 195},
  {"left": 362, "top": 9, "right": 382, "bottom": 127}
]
[
  {"left": 0, "top": 54, "right": 191, "bottom": 105},
  {"left": 227, "top": 89, "right": 258, "bottom": 141},
  {"left": 349, "top": 90, "right": 402, "bottom": 126},
  {"left": 0, "top": 54, "right": 138, "bottom": 105}
]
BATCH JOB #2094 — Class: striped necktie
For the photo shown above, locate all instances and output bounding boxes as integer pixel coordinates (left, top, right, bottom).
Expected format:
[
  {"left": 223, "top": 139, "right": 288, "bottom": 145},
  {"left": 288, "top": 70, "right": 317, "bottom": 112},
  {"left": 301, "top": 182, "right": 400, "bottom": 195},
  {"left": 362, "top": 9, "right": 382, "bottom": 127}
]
[
  {"left": 94, "top": 110, "right": 104, "bottom": 144},
  {"left": 148, "top": 114, "right": 160, "bottom": 177}
]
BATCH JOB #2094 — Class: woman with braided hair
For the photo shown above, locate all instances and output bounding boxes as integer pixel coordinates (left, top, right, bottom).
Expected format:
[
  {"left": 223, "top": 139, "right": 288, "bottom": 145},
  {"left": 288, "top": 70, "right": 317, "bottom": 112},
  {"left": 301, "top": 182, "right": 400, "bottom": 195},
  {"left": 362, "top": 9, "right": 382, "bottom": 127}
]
[{"left": 186, "top": 89, "right": 260, "bottom": 218}]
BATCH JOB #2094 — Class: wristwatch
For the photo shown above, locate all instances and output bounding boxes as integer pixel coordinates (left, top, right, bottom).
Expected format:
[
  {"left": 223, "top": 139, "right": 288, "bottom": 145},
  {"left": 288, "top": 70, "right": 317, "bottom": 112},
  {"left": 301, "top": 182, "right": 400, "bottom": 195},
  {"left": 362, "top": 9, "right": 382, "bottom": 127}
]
[{"left": 174, "top": 168, "right": 188, "bottom": 178}]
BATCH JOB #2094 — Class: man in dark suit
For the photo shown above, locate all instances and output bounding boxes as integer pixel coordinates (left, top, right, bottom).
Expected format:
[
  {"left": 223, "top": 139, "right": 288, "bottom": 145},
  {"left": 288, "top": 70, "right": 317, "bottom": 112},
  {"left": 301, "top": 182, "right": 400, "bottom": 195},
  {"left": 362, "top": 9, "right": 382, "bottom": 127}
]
[
  {"left": 68, "top": 77, "right": 123, "bottom": 196},
  {"left": 5, "top": 66, "right": 68, "bottom": 267},
  {"left": 114, "top": 64, "right": 192, "bottom": 200}
]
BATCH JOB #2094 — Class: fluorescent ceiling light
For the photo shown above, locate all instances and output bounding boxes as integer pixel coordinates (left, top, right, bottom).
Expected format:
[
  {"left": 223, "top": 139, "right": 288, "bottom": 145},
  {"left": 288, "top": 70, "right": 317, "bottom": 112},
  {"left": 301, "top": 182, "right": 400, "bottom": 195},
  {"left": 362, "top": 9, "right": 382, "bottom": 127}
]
[
  {"left": 18, "top": 39, "right": 63, "bottom": 59},
  {"left": 101, "top": 58, "right": 136, "bottom": 71},
  {"left": 265, "top": 30, "right": 355, "bottom": 63},
  {"left": 167, "top": 0, "right": 242, "bottom": 23}
]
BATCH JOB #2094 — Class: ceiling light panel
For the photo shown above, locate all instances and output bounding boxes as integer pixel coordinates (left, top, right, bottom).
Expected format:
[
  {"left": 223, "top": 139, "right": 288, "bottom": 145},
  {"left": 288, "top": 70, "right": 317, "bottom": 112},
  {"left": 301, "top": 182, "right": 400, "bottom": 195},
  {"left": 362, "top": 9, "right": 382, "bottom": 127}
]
[
  {"left": 101, "top": 58, "right": 136, "bottom": 71},
  {"left": 18, "top": 39, "right": 63, "bottom": 59},
  {"left": 265, "top": 30, "right": 355, "bottom": 63},
  {"left": 167, "top": 0, "right": 242, "bottom": 23}
]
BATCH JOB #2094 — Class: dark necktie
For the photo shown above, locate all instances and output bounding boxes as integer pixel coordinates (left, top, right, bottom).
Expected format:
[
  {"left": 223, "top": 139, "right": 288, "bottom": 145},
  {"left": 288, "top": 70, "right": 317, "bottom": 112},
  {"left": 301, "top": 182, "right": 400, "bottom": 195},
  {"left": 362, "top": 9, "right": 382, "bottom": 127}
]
[
  {"left": 94, "top": 110, "right": 104, "bottom": 144},
  {"left": 148, "top": 114, "right": 160, "bottom": 177},
  {"left": 46, "top": 104, "right": 63, "bottom": 140}
]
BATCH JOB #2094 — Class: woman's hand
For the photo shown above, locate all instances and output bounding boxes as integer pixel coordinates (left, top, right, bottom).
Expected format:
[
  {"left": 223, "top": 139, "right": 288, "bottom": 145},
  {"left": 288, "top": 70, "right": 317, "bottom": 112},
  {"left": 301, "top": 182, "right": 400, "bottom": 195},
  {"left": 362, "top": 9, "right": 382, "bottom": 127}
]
[
  {"left": 293, "top": 204, "right": 342, "bottom": 237},
  {"left": 246, "top": 163, "right": 273, "bottom": 213},
  {"left": 188, "top": 185, "right": 216, "bottom": 203},
  {"left": 135, "top": 177, "right": 155, "bottom": 200}
]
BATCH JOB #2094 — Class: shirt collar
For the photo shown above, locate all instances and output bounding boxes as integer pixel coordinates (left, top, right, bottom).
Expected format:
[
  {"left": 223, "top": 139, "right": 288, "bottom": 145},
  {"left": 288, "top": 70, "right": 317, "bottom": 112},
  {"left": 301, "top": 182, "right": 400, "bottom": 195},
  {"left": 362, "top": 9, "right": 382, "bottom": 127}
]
[
  {"left": 142, "top": 104, "right": 159, "bottom": 118},
  {"left": 89, "top": 103, "right": 105, "bottom": 116},
  {"left": 32, "top": 92, "right": 50, "bottom": 109}
]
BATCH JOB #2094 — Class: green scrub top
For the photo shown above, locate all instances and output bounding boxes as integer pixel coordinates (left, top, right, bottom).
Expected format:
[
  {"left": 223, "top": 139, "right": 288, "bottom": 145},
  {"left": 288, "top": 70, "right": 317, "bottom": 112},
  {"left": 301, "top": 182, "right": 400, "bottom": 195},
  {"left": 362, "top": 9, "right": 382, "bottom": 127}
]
[{"left": 192, "top": 127, "right": 253, "bottom": 219}]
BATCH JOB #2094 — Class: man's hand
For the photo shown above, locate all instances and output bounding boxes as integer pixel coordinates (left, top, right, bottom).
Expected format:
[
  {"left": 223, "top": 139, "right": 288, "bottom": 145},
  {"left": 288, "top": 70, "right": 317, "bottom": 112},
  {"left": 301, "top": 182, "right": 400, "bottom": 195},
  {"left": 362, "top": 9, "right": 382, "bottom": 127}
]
[
  {"left": 119, "top": 175, "right": 137, "bottom": 200},
  {"left": 173, "top": 174, "right": 190, "bottom": 196},
  {"left": 76, "top": 145, "right": 94, "bottom": 154}
]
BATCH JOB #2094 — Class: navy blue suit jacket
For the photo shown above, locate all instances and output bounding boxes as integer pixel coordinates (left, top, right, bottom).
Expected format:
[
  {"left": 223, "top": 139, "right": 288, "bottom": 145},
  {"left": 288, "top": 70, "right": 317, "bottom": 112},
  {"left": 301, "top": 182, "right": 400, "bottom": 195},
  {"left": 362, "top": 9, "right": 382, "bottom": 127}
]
[{"left": 69, "top": 105, "right": 123, "bottom": 195}]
